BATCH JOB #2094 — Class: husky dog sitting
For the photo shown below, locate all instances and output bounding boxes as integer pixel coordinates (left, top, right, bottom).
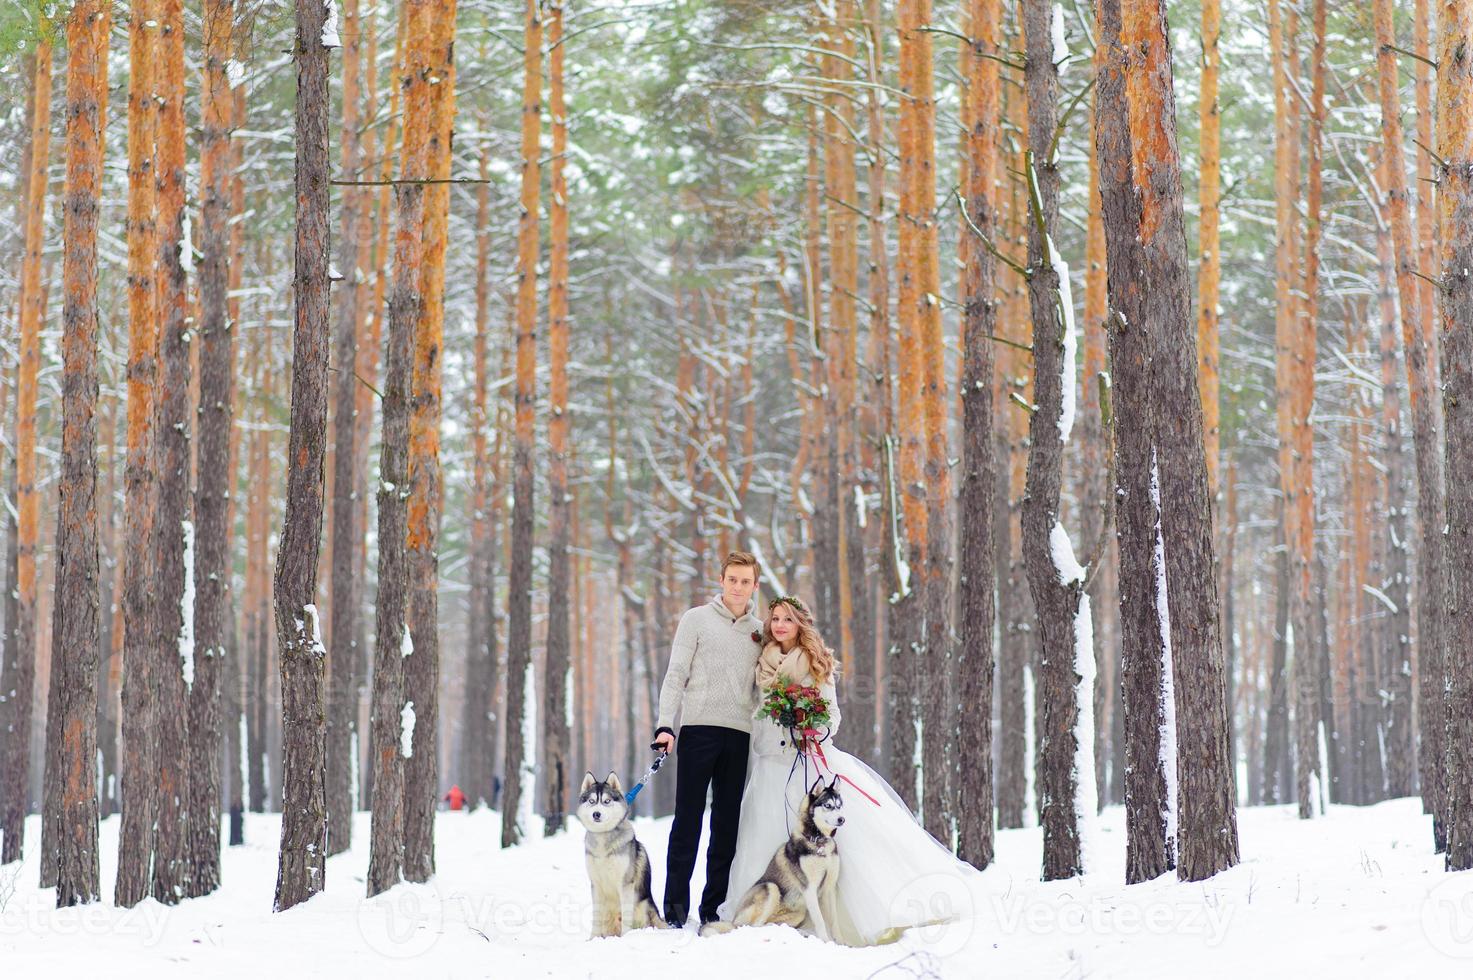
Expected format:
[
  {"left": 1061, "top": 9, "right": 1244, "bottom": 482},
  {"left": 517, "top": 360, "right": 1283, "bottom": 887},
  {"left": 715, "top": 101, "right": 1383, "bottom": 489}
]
[
  {"left": 577, "top": 771, "right": 666, "bottom": 938},
  {"left": 699, "top": 778, "right": 845, "bottom": 942}
]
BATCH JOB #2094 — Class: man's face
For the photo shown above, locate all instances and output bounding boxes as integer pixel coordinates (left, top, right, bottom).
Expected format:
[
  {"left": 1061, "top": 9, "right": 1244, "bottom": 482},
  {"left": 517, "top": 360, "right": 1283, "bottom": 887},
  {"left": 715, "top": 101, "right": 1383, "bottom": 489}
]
[{"left": 721, "top": 564, "right": 758, "bottom": 610}]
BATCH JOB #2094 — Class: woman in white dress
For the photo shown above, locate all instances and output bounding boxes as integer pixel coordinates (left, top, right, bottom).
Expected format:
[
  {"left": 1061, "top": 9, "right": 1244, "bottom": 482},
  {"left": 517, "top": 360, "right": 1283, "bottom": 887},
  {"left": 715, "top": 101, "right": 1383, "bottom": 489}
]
[{"left": 717, "top": 595, "right": 983, "bottom": 946}]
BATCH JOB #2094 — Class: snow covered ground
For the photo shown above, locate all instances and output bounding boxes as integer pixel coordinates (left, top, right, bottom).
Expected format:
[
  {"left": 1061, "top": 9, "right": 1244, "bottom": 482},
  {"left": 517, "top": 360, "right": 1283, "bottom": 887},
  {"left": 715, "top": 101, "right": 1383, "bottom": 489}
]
[{"left": 2, "top": 797, "right": 1469, "bottom": 978}]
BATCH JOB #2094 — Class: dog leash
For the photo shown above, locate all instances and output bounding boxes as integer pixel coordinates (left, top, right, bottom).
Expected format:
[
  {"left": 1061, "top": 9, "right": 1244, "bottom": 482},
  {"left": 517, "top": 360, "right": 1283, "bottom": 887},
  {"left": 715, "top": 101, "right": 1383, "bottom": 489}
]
[{"left": 624, "top": 747, "right": 669, "bottom": 805}]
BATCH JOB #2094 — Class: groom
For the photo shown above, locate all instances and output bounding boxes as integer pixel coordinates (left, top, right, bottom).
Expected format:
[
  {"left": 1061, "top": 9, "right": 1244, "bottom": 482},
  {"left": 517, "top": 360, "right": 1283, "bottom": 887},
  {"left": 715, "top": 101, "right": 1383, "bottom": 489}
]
[{"left": 652, "top": 550, "right": 764, "bottom": 928}]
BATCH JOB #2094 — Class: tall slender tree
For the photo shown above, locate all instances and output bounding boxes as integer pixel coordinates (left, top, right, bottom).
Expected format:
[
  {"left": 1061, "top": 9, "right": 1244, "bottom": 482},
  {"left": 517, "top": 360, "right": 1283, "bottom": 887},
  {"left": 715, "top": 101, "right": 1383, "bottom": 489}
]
[
  {"left": 889, "top": 0, "right": 927, "bottom": 813},
  {"left": 404, "top": 0, "right": 458, "bottom": 880},
  {"left": 543, "top": 0, "right": 574, "bottom": 838},
  {"left": 327, "top": 0, "right": 365, "bottom": 859},
  {"left": 51, "top": 0, "right": 111, "bottom": 906},
  {"left": 273, "top": 0, "right": 334, "bottom": 912},
  {"left": 1096, "top": 0, "right": 1240, "bottom": 882},
  {"left": 190, "top": 0, "right": 238, "bottom": 895},
  {"left": 502, "top": 0, "right": 544, "bottom": 849},
  {"left": 0, "top": 26, "right": 52, "bottom": 869},
  {"left": 1438, "top": 0, "right": 1473, "bottom": 873},
  {"left": 151, "top": 0, "right": 194, "bottom": 904},
  {"left": 1374, "top": 0, "right": 1448, "bottom": 854},
  {"left": 955, "top": 0, "right": 1000, "bottom": 870},
  {"left": 1021, "top": 0, "right": 1088, "bottom": 881},
  {"left": 368, "top": 0, "right": 435, "bottom": 896},
  {"left": 115, "top": 0, "right": 161, "bottom": 908}
]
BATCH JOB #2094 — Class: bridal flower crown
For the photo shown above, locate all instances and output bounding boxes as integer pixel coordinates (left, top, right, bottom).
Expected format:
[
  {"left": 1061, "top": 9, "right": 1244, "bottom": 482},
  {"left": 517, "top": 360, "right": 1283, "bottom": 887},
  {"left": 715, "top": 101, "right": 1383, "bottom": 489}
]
[{"left": 768, "top": 594, "right": 809, "bottom": 616}]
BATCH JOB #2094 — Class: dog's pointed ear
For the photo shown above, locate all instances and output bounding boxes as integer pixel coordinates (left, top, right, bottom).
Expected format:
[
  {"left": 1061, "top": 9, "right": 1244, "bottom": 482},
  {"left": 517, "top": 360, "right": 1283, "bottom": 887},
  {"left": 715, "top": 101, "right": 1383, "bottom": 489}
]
[
  {"left": 606, "top": 771, "right": 623, "bottom": 794},
  {"left": 580, "top": 771, "right": 596, "bottom": 795}
]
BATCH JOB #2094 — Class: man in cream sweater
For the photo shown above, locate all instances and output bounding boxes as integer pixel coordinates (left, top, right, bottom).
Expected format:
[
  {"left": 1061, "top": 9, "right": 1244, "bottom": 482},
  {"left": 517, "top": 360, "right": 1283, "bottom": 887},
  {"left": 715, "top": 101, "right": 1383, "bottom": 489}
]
[{"left": 652, "top": 551, "right": 763, "bottom": 928}]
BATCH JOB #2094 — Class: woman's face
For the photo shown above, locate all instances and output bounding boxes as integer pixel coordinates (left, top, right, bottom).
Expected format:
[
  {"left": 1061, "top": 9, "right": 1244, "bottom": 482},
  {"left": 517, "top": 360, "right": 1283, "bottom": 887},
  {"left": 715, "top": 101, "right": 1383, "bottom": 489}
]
[{"left": 768, "top": 603, "right": 799, "bottom": 644}]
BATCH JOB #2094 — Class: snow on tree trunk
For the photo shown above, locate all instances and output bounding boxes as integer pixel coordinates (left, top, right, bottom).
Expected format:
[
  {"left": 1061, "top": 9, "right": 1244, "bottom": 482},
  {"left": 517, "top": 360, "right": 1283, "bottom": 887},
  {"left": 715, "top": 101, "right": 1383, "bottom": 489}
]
[{"left": 1151, "top": 455, "right": 1178, "bottom": 863}]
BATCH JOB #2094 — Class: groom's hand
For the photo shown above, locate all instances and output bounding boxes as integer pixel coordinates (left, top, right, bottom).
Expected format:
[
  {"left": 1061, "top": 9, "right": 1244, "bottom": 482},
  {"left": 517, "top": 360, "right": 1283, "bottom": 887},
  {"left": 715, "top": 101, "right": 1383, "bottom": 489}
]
[{"left": 653, "top": 730, "right": 675, "bottom": 753}]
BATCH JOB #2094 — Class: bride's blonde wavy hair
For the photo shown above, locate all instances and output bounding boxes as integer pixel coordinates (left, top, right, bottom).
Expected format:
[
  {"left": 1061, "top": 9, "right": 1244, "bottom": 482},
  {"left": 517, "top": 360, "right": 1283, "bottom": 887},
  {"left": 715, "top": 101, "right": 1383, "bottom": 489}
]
[{"left": 761, "top": 596, "right": 839, "bottom": 686}]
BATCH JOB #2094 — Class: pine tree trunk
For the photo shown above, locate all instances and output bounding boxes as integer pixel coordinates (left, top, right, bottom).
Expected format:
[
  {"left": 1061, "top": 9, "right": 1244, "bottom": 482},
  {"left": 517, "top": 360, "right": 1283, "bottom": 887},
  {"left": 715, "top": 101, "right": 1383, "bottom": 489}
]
[
  {"left": 1107, "top": 0, "right": 1239, "bottom": 881},
  {"left": 1368, "top": 170, "right": 1412, "bottom": 804},
  {"left": 246, "top": 358, "right": 271, "bottom": 814},
  {"left": 403, "top": 0, "right": 456, "bottom": 881},
  {"left": 461, "top": 134, "right": 496, "bottom": 810},
  {"left": 0, "top": 35, "right": 51, "bottom": 869},
  {"left": 368, "top": 0, "right": 437, "bottom": 896},
  {"left": 224, "top": 92, "right": 247, "bottom": 845},
  {"left": 955, "top": 0, "right": 1000, "bottom": 870},
  {"left": 1374, "top": 0, "right": 1448, "bottom": 853},
  {"left": 272, "top": 0, "right": 333, "bottom": 912},
  {"left": 1095, "top": 19, "right": 1172, "bottom": 876},
  {"left": 858, "top": 0, "right": 890, "bottom": 770},
  {"left": 907, "top": 0, "right": 954, "bottom": 847},
  {"left": 1197, "top": 0, "right": 1221, "bottom": 498},
  {"left": 327, "top": 0, "right": 364, "bottom": 860},
  {"left": 150, "top": 0, "right": 193, "bottom": 904},
  {"left": 188, "top": 0, "right": 237, "bottom": 896},
  {"left": 115, "top": 0, "right": 161, "bottom": 908},
  {"left": 52, "top": 0, "right": 111, "bottom": 906},
  {"left": 1437, "top": 0, "right": 1473, "bottom": 872},
  {"left": 889, "top": 0, "right": 930, "bottom": 814},
  {"left": 502, "top": 0, "right": 543, "bottom": 850},
  {"left": 542, "top": 0, "right": 573, "bottom": 839},
  {"left": 1082, "top": 67, "right": 1113, "bottom": 814},
  {"left": 1020, "top": 0, "right": 1089, "bottom": 883}
]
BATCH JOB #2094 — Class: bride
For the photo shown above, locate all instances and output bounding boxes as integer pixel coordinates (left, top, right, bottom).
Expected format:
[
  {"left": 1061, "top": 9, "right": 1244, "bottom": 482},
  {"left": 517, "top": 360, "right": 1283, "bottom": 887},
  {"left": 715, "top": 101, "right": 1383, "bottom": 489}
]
[{"left": 716, "top": 595, "right": 983, "bottom": 946}]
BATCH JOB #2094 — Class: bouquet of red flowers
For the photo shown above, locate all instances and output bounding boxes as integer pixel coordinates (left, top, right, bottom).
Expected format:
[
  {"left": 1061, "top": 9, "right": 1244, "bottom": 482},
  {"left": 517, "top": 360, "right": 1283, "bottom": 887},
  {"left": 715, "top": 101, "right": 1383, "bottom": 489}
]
[{"left": 759, "top": 674, "right": 832, "bottom": 736}]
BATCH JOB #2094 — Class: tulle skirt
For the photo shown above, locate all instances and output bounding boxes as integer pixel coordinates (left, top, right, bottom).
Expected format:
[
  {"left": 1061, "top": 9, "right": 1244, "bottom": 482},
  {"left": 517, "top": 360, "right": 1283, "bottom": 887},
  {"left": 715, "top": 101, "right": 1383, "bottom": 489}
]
[{"left": 717, "top": 739, "right": 984, "bottom": 947}]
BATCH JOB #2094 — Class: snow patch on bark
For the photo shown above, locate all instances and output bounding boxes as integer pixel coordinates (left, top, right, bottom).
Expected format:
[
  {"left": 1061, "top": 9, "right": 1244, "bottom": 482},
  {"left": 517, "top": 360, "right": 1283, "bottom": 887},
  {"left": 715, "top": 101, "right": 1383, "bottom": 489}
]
[
  {"left": 1046, "top": 234, "right": 1078, "bottom": 440},
  {"left": 400, "top": 701, "right": 416, "bottom": 758},
  {"left": 180, "top": 213, "right": 195, "bottom": 274},
  {"left": 1149, "top": 452, "right": 1179, "bottom": 857},
  {"left": 303, "top": 604, "right": 326, "bottom": 658},
  {"left": 1073, "top": 593, "right": 1100, "bottom": 872},
  {"left": 517, "top": 658, "right": 538, "bottom": 836},
  {"left": 180, "top": 520, "right": 196, "bottom": 688},
  {"left": 321, "top": 0, "right": 341, "bottom": 48},
  {"left": 1050, "top": 521, "right": 1086, "bottom": 585},
  {"left": 1052, "top": 3, "right": 1071, "bottom": 71}
]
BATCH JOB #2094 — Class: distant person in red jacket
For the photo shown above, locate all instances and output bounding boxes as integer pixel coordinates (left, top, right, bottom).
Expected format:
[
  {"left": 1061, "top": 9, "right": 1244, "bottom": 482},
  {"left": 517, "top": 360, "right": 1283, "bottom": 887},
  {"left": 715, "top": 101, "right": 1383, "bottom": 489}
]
[{"left": 444, "top": 784, "right": 466, "bottom": 811}]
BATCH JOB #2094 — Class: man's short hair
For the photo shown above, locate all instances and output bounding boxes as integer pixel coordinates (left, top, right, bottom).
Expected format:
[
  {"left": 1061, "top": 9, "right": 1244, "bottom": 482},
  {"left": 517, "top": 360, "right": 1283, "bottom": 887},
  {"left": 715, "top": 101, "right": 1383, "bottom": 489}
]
[{"left": 720, "top": 550, "right": 759, "bottom": 578}]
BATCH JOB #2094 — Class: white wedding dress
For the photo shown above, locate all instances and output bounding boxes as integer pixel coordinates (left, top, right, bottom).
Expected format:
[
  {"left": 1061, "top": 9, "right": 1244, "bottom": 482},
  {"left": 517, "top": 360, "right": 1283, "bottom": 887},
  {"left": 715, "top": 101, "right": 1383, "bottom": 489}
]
[{"left": 717, "top": 666, "right": 984, "bottom": 946}]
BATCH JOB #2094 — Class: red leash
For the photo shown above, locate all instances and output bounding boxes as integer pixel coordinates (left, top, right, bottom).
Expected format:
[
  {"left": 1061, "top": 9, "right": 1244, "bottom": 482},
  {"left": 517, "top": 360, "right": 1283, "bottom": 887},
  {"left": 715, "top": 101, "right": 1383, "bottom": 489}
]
[{"left": 799, "top": 729, "right": 882, "bottom": 808}]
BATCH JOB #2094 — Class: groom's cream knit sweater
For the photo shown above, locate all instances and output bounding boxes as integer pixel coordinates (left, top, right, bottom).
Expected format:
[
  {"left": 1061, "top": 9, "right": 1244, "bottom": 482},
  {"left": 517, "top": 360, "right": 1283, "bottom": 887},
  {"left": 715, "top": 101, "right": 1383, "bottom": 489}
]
[{"left": 655, "top": 596, "right": 763, "bottom": 735}]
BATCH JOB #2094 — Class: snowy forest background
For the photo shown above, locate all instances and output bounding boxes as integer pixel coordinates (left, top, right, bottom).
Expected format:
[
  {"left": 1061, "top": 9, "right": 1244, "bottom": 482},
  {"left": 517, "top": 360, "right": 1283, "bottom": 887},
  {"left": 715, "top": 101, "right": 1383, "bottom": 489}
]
[{"left": 0, "top": 0, "right": 1472, "bottom": 949}]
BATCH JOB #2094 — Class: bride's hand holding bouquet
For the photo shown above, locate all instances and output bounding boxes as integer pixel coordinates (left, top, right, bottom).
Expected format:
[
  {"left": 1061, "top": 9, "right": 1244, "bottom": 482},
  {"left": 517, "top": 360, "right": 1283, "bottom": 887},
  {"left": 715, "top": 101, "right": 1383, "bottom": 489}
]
[{"left": 759, "top": 674, "right": 831, "bottom": 750}]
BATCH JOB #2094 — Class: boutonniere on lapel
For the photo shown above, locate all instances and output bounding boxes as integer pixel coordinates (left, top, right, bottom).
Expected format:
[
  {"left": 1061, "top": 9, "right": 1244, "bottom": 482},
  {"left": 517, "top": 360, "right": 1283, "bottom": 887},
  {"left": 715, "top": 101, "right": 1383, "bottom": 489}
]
[{"left": 750, "top": 629, "right": 763, "bottom": 644}]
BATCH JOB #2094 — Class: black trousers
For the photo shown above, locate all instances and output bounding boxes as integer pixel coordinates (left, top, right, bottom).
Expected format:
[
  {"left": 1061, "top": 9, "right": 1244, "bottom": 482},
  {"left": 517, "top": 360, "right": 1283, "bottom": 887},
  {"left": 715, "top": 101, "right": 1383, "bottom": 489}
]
[{"left": 662, "top": 724, "right": 750, "bottom": 924}]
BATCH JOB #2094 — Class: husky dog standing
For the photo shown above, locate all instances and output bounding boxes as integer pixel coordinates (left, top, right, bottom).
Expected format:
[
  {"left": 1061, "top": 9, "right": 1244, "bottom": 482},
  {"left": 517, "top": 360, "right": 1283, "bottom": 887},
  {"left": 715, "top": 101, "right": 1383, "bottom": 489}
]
[
  {"left": 699, "top": 778, "right": 845, "bottom": 942},
  {"left": 577, "top": 771, "right": 666, "bottom": 938}
]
